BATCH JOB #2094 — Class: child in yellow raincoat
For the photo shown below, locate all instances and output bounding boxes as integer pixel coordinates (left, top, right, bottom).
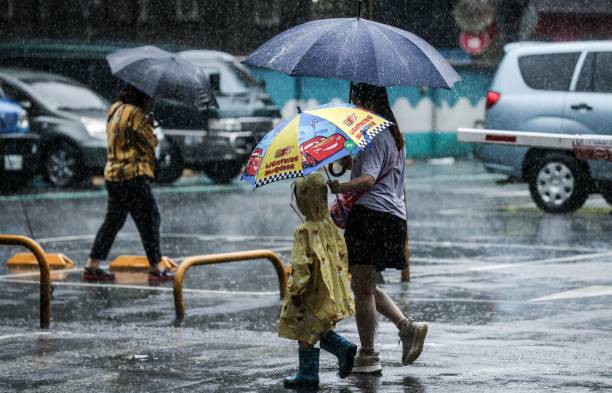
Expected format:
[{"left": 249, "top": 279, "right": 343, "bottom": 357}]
[{"left": 280, "top": 173, "right": 356, "bottom": 388}]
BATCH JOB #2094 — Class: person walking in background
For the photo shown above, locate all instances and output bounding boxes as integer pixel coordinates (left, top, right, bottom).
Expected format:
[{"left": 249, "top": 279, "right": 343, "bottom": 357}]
[
  {"left": 82, "top": 84, "right": 173, "bottom": 283},
  {"left": 328, "top": 83, "right": 427, "bottom": 373},
  {"left": 280, "top": 174, "right": 357, "bottom": 388}
]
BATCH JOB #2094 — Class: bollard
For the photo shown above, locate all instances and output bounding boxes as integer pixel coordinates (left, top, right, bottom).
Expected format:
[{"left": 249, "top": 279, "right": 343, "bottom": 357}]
[
  {"left": 0, "top": 234, "right": 51, "bottom": 329},
  {"left": 174, "top": 249, "right": 287, "bottom": 320}
]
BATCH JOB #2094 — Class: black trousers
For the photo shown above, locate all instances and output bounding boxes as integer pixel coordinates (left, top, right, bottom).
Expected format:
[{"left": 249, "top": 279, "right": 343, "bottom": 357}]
[{"left": 90, "top": 176, "right": 161, "bottom": 266}]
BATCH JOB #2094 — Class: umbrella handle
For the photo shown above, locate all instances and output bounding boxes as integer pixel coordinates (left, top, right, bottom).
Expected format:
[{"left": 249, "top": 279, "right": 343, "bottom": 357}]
[
  {"left": 324, "top": 166, "right": 339, "bottom": 196},
  {"left": 323, "top": 165, "right": 332, "bottom": 181}
]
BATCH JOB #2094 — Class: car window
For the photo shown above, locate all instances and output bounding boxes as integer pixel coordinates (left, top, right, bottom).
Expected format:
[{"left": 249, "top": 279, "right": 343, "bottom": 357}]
[
  {"left": 1, "top": 81, "right": 42, "bottom": 115},
  {"left": 192, "top": 60, "right": 256, "bottom": 95},
  {"left": 576, "top": 52, "right": 612, "bottom": 93},
  {"left": 0, "top": 82, "right": 29, "bottom": 103},
  {"left": 518, "top": 52, "right": 580, "bottom": 91},
  {"left": 26, "top": 80, "right": 108, "bottom": 111}
]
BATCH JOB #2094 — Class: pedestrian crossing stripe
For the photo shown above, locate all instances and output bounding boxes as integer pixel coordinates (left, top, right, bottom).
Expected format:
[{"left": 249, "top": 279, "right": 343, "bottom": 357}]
[{"left": 255, "top": 170, "right": 303, "bottom": 187}]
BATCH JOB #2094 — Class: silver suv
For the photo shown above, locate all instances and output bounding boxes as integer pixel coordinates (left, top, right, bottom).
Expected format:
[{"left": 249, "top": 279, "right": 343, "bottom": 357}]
[{"left": 476, "top": 41, "right": 612, "bottom": 213}]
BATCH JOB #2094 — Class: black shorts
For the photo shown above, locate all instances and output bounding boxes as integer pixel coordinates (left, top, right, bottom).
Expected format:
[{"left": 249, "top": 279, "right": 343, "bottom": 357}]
[{"left": 344, "top": 205, "right": 408, "bottom": 271}]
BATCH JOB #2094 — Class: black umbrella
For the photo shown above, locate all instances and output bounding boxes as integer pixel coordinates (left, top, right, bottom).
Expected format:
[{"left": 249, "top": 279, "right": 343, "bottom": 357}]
[{"left": 106, "top": 45, "right": 217, "bottom": 110}]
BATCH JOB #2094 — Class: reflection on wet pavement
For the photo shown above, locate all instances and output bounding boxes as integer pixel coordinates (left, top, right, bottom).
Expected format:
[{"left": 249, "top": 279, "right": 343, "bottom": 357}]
[{"left": 0, "top": 161, "right": 611, "bottom": 392}]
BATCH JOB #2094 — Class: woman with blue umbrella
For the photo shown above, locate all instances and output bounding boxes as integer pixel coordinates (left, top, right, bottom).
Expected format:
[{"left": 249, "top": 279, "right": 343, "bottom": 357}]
[
  {"left": 244, "top": 3, "right": 459, "bottom": 377},
  {"left": 327, "top": 83, "right": 428, "bottom": 374}
]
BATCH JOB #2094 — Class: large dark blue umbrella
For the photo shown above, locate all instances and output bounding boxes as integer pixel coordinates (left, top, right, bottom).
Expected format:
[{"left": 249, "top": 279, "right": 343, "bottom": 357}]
[
  {"left": 244, "top": 18, "right": 461, "bottom": 89},
  {"left": 107, "top": 45, "right": 217, "bottom": 110}
]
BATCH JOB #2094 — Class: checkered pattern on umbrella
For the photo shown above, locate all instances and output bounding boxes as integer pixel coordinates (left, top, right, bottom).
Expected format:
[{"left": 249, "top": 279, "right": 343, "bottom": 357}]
[
  {"left": 255, "top": 170, "right": 304, "bottom": 188},
  {"left": 357, "top": 120, "right": 392, "bottom": 149}
]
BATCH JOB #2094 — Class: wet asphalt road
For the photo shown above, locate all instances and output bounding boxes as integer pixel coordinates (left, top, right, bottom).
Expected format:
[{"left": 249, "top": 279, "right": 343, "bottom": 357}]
[{"left": 0, "top": 160, "right": 611, "bottom": 392}]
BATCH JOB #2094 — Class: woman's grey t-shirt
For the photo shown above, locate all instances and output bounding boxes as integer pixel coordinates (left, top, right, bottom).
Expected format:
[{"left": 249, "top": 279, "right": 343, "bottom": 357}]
[{"left": 351, "top": 128, "right": 406, "bottom": 220}]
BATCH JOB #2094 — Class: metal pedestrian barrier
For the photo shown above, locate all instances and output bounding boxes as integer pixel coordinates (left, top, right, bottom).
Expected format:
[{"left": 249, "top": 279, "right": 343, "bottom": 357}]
[
  {"left": 173, "top": 249, "right": 287, "bottom": 320},
  {"left": 0, "top": 234, "right": 51, "bottom": 329}
]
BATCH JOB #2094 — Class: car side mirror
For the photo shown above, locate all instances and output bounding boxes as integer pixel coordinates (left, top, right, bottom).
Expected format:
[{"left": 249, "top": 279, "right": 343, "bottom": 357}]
[
  {"left": 209, "top": 73, "right": 220, "bottom": 93},
  {"left": 19, "top": 100, "right": 32, "bottom": 110}
]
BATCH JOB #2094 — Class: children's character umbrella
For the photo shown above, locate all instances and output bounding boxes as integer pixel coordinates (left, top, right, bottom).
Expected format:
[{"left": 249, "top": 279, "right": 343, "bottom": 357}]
[{"left": 241, "top": 102, "right": 391, "bottom": 188}]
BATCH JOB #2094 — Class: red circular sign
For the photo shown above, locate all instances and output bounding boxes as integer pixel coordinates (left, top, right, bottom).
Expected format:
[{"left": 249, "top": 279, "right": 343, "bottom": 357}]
[{"left": 460, "top": 30, "right": 491, "bottom": 55}]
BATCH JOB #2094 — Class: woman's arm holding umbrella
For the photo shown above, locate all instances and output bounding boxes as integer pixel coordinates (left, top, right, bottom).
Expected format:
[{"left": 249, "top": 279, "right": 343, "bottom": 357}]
[
  {"left": 127, "top": 111, "right": 158, "bottom": 155},
  {"left": 328, "top": 175, "right": 375, "bottom": 194},
  {"left": 134, "top": 113, "right": 159, "bottom": 150},
  {"left": 328, "top": 137, "right": 384, "bottom": 194}
]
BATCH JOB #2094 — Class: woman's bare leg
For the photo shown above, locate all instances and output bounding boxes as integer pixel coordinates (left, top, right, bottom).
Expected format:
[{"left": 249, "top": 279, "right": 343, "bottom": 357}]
[
  {"left": 350, "top": 264, "right": 378, "bottom": 349},
  {"left": 375, "top": 287, "right": 407, "bottom": 328}
]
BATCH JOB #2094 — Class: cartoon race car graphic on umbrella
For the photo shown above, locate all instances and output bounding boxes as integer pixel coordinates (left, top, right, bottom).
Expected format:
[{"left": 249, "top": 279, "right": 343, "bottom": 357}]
[
  {"left": 245, "top": 148, "right": 263, "bottom": 177},
  {"left": 300, "top": 134, "right": 347, "bottom": 168}
]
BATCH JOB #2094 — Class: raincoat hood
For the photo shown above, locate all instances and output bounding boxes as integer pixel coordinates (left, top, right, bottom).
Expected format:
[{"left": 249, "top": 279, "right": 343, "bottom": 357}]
[{"left": 295, "top": 173, "right": 328, "bottom": 222}]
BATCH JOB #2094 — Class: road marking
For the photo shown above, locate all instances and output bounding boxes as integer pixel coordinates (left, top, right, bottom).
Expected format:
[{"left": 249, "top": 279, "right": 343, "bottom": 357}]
[
  {"left": 0, "top": 184, "right": 243, "bottom": 202},
  {"left": 0, "top": 278, "right": 541, "bottom": 305},
  {"left": 26, "top": 233, "right": 606, "bottom": 254},
  {"left": 0, "top": 332, "right": 53, "bottom": 341},
  {"left": 430, "top": 186, "right": 530, "bottom": 198},
  {"left": 35, "top": 233, "right": 295, "bottom": 244},
  {"left": 0, "top": 172, "right": 503, "bottom": 203},
  {"left": 403, "top": 250, "right": 612, "bottom": 279},
  {"left": 171, "top": 246, "right": 292, "bottom": 262},
  {"left": 528, "top": 285, "right": 612, "bottom": 302},
  {"left": 0, "top": 245, "right": 292, "bottom": 280},
  {"left": 161, "top": 233, "right": 294, "bottom": 243},
  {"left": 5, "top": 249, "right": 604, "bottom": 283},
  {"left": 0, "top": 268, "right": 81, "bottom": 280},
  {"left": 3, "top": 279, "right": 280, "bottom": 296},
  {"left": 406, "top": 173, "right": 505, "bottom": 184},
  {"left": 471, "top": 252, "right": 612, "bottom": 271},
  {"left": 467, "top": 251, "right": 612, "bottom": 272},
  {"left": 409, "top": 240, "right": 605, "bottom": 253},
  {"left": 485, "top": 190, "right": 531, "bottom": 197}
]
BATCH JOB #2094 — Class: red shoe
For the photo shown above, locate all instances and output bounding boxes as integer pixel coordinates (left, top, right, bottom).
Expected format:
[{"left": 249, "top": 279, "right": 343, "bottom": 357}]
[
  {"left": 148, "top": 269, "right": 175, "bottom": 283},
  {"left": 82, "top": 267, "right": 115, "bottom": 282}
]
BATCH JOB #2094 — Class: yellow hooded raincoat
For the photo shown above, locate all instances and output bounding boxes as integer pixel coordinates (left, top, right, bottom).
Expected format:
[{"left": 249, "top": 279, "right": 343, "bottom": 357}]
[{"left": 279, "top": 174, "right": 355, "bottom": 344}]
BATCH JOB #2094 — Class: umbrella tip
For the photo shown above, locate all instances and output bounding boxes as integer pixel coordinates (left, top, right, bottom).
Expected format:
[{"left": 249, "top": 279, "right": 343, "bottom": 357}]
[{"left": 297, "top": 106, "right": 302, "bottom": 114}]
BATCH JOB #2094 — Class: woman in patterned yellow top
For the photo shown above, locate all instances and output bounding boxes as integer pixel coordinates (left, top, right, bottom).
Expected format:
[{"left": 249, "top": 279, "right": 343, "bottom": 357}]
[{"left": 82, "top": 84, "right": 173, "bottom": 282}]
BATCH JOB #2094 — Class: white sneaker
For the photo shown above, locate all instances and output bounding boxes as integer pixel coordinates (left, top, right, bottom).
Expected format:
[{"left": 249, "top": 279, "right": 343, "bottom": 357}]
[{"left": 351, "top": 348, "right": 382, "bottom": 374}]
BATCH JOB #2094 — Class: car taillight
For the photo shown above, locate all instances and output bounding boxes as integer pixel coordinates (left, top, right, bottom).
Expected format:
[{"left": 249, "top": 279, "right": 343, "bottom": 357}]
[{"left": 486, "top": 91, "right": 500, "bottom": 109}]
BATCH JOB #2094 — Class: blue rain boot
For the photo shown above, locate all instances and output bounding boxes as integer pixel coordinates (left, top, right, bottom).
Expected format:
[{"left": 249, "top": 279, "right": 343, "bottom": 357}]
[
  {"left": 320, "top": 330, "right": 358, "bottom": 379},
  {"left": 283, "top": 347, "right": 320, "bottom": 388}
]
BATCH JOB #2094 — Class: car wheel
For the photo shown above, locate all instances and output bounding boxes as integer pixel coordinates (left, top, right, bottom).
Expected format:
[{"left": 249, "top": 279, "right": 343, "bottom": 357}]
[
  {"left": 155, "top": 140, "right": 184, "bottom": 184},
  {"left": 203, "top": 160, "right": 243, "bottom": 184},
  {"left": 44, "top": 141, "right": 85, "bottom": 187},
  {"left": 527, "top": 152, "right": 589, "bottom": 214}
]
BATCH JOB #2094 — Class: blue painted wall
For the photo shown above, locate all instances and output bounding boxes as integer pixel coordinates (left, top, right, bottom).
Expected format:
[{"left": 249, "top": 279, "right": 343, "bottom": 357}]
[{"left": 249, "top": 66, "right": 493, "bottom": 159}]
